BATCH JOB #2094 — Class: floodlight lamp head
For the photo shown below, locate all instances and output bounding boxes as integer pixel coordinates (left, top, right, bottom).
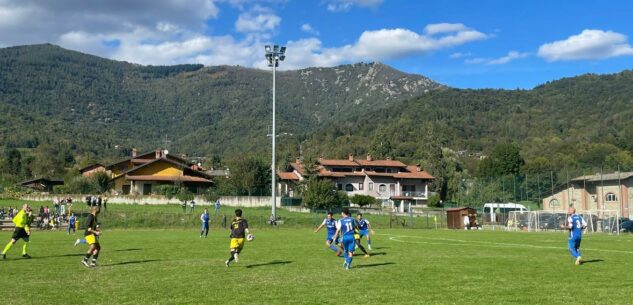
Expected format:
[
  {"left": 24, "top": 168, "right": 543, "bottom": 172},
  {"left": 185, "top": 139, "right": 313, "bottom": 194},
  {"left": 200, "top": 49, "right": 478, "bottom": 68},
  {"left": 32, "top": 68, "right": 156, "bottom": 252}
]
[
  {"left": 265, "top": 45, "right": 272, "bottom": 52},
  {"left": 273, "top": 45, "right": 279, "bottom": 52},
  {"left": 280, "top": 46, "right": 286, "bottom": 54},
  {"left": 279, "top": 55, "right": 286, "bottom": 61}
]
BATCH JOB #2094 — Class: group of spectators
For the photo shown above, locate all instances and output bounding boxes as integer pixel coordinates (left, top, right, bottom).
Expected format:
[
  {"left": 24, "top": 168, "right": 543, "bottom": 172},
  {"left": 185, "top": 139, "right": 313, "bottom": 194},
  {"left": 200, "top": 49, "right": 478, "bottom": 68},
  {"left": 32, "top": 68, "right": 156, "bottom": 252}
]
[
  {"left": 0, "top": 207, "right": 19, "bottom": 220},
  {"left": 84, "top": 195, "right": 108, "bottom": 209}
]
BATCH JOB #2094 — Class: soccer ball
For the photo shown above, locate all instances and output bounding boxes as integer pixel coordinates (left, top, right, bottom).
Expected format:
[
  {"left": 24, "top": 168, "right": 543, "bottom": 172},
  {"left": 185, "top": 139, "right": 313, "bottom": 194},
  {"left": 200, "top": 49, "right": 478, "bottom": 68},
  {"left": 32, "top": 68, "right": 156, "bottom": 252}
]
[{"left": 246, "top": 234, "right": 254, "bottom": 241}]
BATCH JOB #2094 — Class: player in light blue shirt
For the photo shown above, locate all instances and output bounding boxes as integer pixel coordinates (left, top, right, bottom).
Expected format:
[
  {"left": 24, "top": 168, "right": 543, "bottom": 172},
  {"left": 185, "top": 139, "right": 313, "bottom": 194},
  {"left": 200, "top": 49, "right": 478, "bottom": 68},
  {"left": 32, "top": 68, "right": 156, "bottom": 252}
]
[
  {"left": 356, "top": 213, "right": 375, "bottom": 251},
  {"left": 314, "top": 212, "right": 341, "bottom": 255},
  {"left": 566, "top": 207, "right": 587, "bottom": 265},
  {"left": 67, "top": 213, "right": 76, "bottom": 235},
  {"left": 334, "top": 208, "right": 358, "bottom": 270},
  {"left": 200, "top": 208, "right": 210, "bottom": 238}
]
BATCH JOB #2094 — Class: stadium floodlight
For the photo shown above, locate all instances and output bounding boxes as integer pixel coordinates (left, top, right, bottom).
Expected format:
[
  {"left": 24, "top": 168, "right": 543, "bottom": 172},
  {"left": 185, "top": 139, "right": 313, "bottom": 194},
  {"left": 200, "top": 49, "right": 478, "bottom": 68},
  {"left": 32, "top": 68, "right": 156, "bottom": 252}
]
[{"left": 265, "top": 44, "right": 286, "bottom": 220}]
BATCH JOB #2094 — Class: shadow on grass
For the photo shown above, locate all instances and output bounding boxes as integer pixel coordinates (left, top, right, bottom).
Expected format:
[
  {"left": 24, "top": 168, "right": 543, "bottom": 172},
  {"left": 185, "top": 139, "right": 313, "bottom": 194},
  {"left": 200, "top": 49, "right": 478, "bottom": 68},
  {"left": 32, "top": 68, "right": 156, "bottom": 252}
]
[
  {"left": 113, "top": 248, "right": 143, "bottom": 252},
  {"left": 366, "top": 252, "right": 387, "bottom": 256},
  {"left": 245, "top": 260, "right": 293, "bottom": 268},
  {"left": 582, "top": 259, "right": 604, "bottom": 264},
  {"left": 354, "top": 262, "right": 395, "bottom": 269},
  {"left": 29, "top": 253, "right": 85, "bottom": 260},
  {"left": 102, "top": 259, "right": 162, "bottom": 267}
]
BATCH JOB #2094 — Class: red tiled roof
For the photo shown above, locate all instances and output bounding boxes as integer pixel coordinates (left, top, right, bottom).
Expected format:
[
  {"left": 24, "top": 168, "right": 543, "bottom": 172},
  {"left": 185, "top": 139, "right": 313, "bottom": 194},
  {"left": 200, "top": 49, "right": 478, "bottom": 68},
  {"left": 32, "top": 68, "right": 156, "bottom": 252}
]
[
  {"left": 318, "top": 159, "right": 359, "bottom": 166},
  {"left": 289, "top": 162, "right": 305, "bottom": 175},
  {"left": 125, "top": 175, "right": 212, "bottom": 183},
  {"left": 394, "top": 172, "right": 435, "bottom": 179},
  {"left": 356, "top": 160, "right": 407, "bottom": 167},
  {"left": 277, "top": 172, "right": 300, "bottom": 180}
]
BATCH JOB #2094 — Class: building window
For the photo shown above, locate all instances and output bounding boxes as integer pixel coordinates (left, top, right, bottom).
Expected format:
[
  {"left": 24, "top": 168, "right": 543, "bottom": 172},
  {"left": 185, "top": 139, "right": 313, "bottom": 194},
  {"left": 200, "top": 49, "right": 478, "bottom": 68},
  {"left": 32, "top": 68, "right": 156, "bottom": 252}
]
[
  {"left": 359, "top": 183, "right": 364, "bottom": 190},
  {"left": 549, "top": 199, "right": 560, "bottom": 207},
  {"left": 345, "top": 184, "right": 354, "bottom": 192},
  {"left": 606, "top": 193, "right": 617, "bottom": 202},
  {"left": 379, "top": 184, "right": 386, "bottom": 192},
  {"left": 337, "top": 184, "right": 342, "bottom": 191},
  {"left": 368, "top": 182, "right": 373, "bottom": 191}
]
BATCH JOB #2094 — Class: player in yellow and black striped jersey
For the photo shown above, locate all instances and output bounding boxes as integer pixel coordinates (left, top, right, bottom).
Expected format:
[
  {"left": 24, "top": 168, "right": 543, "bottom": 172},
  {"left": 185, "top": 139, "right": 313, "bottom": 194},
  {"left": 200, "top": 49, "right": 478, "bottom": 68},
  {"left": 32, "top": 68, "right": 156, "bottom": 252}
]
[
  {"left": 225, "top": 209, "right": 250, "bottom": 267},
  {"left": 2, "top": 203, "right": 32, "bottom": 259}
]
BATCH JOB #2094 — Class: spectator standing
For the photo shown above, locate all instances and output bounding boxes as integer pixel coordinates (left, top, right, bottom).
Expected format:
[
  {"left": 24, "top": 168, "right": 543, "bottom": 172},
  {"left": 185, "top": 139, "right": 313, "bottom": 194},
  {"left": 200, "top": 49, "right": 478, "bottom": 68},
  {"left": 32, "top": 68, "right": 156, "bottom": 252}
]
[{"left": 214, "top": 199, "right": 221, "bottom": 214}]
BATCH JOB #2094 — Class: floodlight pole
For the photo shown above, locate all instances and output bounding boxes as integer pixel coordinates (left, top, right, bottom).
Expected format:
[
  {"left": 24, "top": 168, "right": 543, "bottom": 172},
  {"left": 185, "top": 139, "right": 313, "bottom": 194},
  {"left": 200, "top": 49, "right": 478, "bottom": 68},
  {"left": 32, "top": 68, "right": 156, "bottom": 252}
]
[{"left": 265, "top": 45, "right": 286, "bottom": 220}]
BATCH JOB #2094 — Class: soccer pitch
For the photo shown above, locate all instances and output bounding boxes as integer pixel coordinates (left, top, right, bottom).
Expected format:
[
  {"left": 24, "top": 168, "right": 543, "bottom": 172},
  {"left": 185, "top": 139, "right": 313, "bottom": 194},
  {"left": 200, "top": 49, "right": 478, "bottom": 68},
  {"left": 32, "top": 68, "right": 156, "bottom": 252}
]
[{"left": 1, "top": 229, "right": 631, "bottom": 305}]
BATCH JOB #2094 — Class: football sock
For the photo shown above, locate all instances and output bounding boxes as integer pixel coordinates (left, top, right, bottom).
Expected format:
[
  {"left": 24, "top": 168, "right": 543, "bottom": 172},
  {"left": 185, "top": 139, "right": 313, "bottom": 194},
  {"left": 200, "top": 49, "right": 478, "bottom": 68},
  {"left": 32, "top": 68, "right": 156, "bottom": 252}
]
[
  {"left": 328, "top": 244, "right": 338, "bottom": 252},
  {"left": 93, "top": 254, "right": 99, "bottom": 260},
  {"left": 22, "top": 243, "right": 28, "bottom": 255},
  {"left": 347, "top": 256, "right": 352, "bottom": 266},
  {"left": 357, "top": 243, "right": 368, "bottom": 255},
  {"left": 84, "top": 253, "right": 92, "bottom": 260},
  {"left": 367, "top": 240, "right": 372, "bottom": 247},
  {"left": 228, "top": 251, "right": 236, "bottom": 262},
  {"left": 2, "top": 242, "right": 12, "bottom": 254}
]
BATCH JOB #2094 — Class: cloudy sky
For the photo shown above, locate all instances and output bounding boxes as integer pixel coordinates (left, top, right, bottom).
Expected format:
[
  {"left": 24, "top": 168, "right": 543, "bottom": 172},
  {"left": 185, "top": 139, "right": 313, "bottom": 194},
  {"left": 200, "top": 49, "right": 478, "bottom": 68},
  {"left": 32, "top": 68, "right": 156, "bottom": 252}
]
[{"left": 1, "top": 0, "right": 632, "bottom": 88}]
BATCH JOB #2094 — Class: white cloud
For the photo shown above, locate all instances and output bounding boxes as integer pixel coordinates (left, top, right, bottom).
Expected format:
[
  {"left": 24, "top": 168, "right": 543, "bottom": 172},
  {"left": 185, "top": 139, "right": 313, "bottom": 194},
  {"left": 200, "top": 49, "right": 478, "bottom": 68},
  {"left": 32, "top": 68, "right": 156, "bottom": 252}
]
[
  {"left": 235, "top": 12, "right": 281, "bottom": 33},
  {"left": 326, "top": 0, "right": 383, "bottom": 12},
  {"left": 278, "top": 26, "right": 487, "bottom": 70},
  {"left": 0, "top": 1, "right": 487, "bottom": 70},
  {"left": 425, "top": 23, "right": 468, "bottom": 35},
  {"left": 465, "top": 51, "right": 529, "bottom": 65},
  {"left": 538, "top": 29, "right": 633, "bottom": 61},
  {"left": 488, "top": 51, "right": 529, "bottom": 64},
  {"left": 449, "top": 52, "right": 471, "bottom": 59},
  {"left": 301, "top": 23, "right": 319, "bottom": 36}
]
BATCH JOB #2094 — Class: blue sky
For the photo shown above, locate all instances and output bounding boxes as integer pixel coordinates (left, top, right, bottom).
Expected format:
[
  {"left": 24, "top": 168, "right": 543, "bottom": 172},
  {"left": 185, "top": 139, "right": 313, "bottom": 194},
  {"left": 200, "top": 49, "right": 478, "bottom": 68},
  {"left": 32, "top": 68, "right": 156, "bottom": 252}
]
[{"left": 0, "top": 0, "right": 632, "bottom": 89}]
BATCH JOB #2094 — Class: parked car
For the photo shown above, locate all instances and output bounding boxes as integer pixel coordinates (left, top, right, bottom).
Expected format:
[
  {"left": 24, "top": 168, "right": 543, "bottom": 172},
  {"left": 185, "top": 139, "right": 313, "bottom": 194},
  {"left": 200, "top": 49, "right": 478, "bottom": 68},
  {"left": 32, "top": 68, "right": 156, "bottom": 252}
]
[{"left": 620, "top": 220, "right": 633, "bottom": 233}]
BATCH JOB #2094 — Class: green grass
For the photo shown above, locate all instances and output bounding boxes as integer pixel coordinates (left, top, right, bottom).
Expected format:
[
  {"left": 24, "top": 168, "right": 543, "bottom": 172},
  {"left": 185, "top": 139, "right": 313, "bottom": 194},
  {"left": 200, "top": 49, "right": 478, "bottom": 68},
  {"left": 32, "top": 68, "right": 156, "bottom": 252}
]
[
  {"left": 0, "top": 199, "right": 445, "bottom": 229},
  {"left": 1, "top": 227, "right": 631, "bottom": 305}
]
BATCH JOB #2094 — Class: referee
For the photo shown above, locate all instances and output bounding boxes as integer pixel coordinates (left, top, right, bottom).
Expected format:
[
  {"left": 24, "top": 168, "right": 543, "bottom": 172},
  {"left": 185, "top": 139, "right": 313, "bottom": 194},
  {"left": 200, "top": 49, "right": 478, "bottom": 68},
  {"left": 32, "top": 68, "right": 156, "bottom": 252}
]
[{"left": 2, "top": 203, "right": 32, "bottom": 259}]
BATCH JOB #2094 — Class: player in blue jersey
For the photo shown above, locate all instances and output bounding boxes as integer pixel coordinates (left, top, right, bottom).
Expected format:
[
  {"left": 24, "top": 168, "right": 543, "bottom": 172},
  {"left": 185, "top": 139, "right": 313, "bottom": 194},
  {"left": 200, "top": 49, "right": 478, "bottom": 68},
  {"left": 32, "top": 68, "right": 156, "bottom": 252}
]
[
  {"left": 314, "top": 212, "right": 342, "bottom": 255},
  {"left": 67, "top": 213, "right": 77, "bottom": 235},
  {"left": 356, "top": 213, "right": 375, "bottom": 251},
  {"left": 566, "top": 207, "right": 587, "bottom": 265},
  {"left": 334, "top": 208, "right": 358, "bottom": 270},
  {"left": 200, "top": 208, "right": 210, "bottom": 238}
]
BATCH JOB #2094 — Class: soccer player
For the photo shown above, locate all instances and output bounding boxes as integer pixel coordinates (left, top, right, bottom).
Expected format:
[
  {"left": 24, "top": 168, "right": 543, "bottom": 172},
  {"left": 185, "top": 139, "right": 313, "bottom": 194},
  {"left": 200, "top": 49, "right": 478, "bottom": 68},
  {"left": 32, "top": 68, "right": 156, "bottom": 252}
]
[
  {"left": 334, "top": 208, "right": 358, "bottom": 270},
  {"left": 200, "top": 208, "right": 210, "bottom": 238},
  {"left": 81, "top": 207, "right": 102, "bottom": 267},
  {"left": 314, "top": 212, "right": 341, "bottom": 255},
  {"left": 2, "top": 203, "right": 32, "bottom": 259},
  {"left": 68, "top": 213, "right": 77, "bottom": 235},
  {"left": 567, "top": 206, "right": 587, "bottom": 265},
  {"left": 356, "top": 213, "right": 375, "bottom": 251},
  {"left": 225, "top": 209, "right": 250, "bottom": 267}
]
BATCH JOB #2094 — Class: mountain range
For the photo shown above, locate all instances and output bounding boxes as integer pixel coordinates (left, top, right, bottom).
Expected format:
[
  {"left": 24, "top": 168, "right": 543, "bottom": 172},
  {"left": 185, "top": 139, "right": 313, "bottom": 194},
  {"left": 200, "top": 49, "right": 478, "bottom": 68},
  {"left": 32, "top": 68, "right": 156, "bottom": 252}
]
[{"left": 1, "top": 44, "right": 633, "bottom": 177}]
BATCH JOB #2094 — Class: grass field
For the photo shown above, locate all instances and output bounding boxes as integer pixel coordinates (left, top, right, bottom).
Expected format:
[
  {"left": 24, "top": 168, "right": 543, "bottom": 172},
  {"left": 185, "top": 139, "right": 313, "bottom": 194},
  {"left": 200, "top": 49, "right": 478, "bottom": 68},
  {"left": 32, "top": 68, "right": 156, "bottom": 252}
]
[{"left": 1, "top": 226, "right": 631, "bottom": 305}]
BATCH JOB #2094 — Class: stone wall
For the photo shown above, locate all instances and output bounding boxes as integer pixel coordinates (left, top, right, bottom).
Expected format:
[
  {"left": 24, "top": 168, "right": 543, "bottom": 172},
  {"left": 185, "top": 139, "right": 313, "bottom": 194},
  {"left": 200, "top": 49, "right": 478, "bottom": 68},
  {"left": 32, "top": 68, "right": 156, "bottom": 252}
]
[{"left": 20, "top": 194, "right": 280, "bottom": 208}]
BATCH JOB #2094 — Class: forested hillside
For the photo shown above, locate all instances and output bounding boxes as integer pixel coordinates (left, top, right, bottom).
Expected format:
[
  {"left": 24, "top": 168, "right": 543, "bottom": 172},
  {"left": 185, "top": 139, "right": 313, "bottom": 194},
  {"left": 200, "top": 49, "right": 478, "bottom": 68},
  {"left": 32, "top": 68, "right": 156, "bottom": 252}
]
[{"left": 1, "top": 44, "right": 633, "bottom": 203}]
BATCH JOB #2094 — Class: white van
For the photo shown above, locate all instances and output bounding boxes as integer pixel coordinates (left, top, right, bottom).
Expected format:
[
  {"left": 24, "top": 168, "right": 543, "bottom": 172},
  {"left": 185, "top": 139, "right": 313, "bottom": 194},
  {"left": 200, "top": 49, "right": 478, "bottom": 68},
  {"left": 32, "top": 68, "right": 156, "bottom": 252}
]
[{"left": 483, "top": 203, "right": 528, "bottom": 222}]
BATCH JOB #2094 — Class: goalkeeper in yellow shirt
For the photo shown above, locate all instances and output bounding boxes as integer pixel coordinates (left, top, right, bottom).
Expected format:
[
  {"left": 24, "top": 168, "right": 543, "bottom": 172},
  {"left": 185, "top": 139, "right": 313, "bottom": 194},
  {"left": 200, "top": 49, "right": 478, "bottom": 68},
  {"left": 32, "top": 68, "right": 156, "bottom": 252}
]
[{"left": 2, "top": 203, "right": 32, "bottom": 259}]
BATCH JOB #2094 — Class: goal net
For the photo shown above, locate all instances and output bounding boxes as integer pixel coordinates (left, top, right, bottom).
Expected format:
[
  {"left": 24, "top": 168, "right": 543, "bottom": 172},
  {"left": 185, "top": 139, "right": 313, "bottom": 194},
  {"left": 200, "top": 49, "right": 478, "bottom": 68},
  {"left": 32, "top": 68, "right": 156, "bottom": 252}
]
[{"left": 506, "top": 210, "right": 621, "bottom": 235}]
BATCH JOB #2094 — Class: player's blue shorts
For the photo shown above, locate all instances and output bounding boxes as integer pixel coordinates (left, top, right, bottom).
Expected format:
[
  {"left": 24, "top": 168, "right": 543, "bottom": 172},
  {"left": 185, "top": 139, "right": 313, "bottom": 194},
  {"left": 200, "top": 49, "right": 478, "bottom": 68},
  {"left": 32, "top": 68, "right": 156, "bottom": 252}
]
[
  {"left": 326, "top": 233, "right": 339, "bottom": 244},
  {"left": 359, "top": 229, "right": 369, "bottom": 238},
  {"left": 201, "top": 222, "right": 209, "bottom": 229},
  {"left": 341, "top": 236, "right": 356, "bottom": 252}
]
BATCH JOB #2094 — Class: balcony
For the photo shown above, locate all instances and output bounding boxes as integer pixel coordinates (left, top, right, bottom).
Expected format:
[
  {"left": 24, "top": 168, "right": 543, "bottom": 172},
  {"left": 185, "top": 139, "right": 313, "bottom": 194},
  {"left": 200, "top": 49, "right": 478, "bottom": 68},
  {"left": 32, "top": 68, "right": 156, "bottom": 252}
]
[{"left": 375, "top": 191, "right": 428, "bottom": 199}]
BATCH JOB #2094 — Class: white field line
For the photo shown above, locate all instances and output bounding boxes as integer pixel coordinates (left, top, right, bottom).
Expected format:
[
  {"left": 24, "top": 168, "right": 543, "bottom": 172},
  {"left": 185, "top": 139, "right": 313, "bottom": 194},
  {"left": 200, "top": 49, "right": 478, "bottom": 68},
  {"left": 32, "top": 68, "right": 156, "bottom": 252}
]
[{"left": 379, "top": 234, "right": 633, "bottom": 255}]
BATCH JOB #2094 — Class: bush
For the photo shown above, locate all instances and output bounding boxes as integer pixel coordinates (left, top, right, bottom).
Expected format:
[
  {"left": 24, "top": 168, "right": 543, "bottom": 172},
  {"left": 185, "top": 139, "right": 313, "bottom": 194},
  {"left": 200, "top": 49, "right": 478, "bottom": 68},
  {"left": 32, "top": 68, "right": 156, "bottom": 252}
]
[
  {"left": 301, "top": 178, "right": 346, "bottom": 210},
  {"left": 156, "top": 185, "right": 180, "bottom": 199},
  {"left": 176, "top": 188, "right": 194, "bottom": 203},
  {"left": 349, "top": 194, "right": 378, "bottom": 207}
]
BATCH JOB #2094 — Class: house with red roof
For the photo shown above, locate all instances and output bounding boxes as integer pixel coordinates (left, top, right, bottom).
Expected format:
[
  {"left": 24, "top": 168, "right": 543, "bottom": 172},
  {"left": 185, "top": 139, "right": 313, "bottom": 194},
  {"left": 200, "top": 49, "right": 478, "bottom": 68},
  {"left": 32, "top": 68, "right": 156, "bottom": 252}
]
[
  {"left": 82, "top": 148, "right": 213, "bottom": 195},
  {"left": 277, "top": 154, "right": 435, "bottom": 210}
]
